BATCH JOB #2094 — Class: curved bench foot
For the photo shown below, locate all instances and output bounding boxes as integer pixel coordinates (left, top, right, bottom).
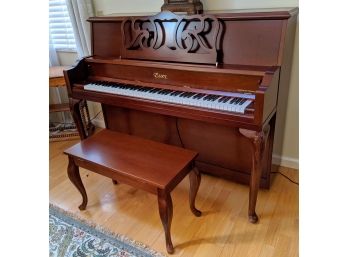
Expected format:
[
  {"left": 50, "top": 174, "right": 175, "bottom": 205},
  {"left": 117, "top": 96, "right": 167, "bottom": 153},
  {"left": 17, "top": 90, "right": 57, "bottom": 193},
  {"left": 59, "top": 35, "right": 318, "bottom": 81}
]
[
  {"left": 67, "top": 156, "right": 88, "bottom": 210},
  {"left": 158, "top": 190, "right": 174, "bottom": 254},
  {"left": 248, "top": 213, "right": 259, "bottom": 224},
  {"left": 189, "top": 167, "right": 202, "bottom": 217}
]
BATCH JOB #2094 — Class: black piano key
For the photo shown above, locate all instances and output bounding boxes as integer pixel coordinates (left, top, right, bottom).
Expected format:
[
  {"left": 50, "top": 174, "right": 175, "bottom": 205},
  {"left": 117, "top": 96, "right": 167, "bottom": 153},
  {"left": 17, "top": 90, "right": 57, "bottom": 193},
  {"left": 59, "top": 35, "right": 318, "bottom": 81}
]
[
  {"left": 150, "top": 88, "right": 161, "bottom": 93},
  {"left": 209, "top": 95, "right": 217, "bottom": 101},
  {"left": 164, "top": 90, "right": 173, "bottom": 95},
  {"left": 195, "top": 94, "right": 205, "bottom": 99},
  {"left": 229, "top": 98, "right": 237, "bottom": 104},
  {"left": 177, "top": 92, "right": 187, "bottom": 97},
  {"left": 185, "top": 93, "right": 194, "bottom": 98},
  {"left": 148, "top": 88, "right": 158, "bottom": 93},
  {"left": 163, "top": 90, "right": 174, "bottom": 95},
  {"left": 212, "top": 95, "right": 220, "bottom": 101},
  {"left": 223, "top": 97, "right": 232, "bottom": 103},
  {"left": 218, "top": 96, "right": 227, "bottom": 102},
  {"left": 234, "top": 98, "right": 242, "bottom": 104},
  {"left": 130, "top": 85, "right": 140, "bottom": 90},
  {"left": 173, "top": 91, "right": 182, "bottom": 96},
  {"left": 239, "top": 99, "right": 247, "bottom": 105},
  {"left": 142, "top": 87, "right": 153, "bottom": 92},
  {"left": 157, "top": 89, "right": 168, "bottom": 94},
  {"left": 215, "top": 96, "right": 224, "bottom": 102}
]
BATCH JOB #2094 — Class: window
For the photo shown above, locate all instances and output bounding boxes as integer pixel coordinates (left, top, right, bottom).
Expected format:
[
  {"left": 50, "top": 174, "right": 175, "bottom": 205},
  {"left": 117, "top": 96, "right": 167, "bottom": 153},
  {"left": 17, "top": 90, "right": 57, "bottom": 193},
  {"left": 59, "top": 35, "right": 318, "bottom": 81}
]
[{"left": 49, "top": 0, "right": 76, "bottom": 51}]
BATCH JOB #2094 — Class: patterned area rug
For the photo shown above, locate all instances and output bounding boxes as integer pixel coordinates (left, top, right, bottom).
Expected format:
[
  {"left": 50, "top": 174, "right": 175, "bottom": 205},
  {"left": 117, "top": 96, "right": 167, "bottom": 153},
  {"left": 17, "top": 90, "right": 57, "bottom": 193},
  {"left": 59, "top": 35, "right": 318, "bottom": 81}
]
[{"left": 49, "top": 204, "right": 166, "bottom": 257}]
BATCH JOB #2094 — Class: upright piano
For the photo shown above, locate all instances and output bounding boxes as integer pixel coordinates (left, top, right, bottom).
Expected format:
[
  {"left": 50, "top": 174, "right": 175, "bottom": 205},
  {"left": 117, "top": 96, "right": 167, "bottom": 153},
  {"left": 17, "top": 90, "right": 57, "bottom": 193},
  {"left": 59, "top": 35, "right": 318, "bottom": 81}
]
[{"left": 64, "top": 8, "right": 298, "bottom": 223}]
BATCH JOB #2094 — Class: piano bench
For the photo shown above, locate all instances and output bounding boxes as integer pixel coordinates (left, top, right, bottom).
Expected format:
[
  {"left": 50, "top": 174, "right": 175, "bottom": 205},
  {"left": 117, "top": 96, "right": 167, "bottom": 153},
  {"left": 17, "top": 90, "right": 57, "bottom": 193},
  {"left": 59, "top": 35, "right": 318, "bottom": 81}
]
[{"left": 63, "top": 129, "right": 201, "bottom": 254}]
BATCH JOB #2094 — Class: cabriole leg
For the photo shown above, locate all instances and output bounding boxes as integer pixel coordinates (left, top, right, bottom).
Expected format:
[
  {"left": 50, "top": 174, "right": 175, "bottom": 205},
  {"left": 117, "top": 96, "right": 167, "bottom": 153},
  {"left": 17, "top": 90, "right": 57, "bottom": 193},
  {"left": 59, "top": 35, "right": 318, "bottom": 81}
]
[
  {"left": 157, "top": 189, "right": 174, "bottom": 254},
  {"left": 189, "top": 167, "right": 202, "bottom": 217},
  {"left": 239, "top": 125, "right": 270, "bottom": 223},
  {"left": 67, "top": 156, "right": 88, "bottom": 210}
]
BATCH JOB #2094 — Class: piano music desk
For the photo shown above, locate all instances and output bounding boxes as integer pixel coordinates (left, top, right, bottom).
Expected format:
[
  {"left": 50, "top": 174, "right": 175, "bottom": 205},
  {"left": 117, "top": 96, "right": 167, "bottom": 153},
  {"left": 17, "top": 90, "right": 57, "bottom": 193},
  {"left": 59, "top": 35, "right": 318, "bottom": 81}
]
[{"left": 64, "top": 129, "right": 201, "bottom": 254}]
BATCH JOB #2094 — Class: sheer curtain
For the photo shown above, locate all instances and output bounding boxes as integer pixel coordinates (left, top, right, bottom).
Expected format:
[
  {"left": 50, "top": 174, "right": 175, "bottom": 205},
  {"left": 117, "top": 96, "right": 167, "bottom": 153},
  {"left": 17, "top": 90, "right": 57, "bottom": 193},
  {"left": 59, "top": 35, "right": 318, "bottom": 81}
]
[
  {"left": 66, "top": 0, "right": 99, "bottom": 120},
  {"left": 66, "top": 0, "right": 95, "bottom": 58},
  {"left": 49, "top": 34, "right": 60, "bottom": 67}
]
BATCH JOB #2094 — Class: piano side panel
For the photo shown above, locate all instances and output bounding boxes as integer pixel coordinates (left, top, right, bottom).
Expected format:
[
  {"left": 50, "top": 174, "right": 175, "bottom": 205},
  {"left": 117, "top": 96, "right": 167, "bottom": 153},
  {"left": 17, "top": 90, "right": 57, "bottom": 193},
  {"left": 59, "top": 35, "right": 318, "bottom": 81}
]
[{"left": 102, "top": 104, "right": 272, "bottom": 188}]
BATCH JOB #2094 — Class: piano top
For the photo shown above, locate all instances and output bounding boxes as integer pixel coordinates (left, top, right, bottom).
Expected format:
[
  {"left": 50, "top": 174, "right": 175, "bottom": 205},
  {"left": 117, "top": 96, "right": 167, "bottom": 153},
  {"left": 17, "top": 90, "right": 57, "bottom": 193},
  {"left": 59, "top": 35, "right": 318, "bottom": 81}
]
[{"left": 88, "top": 7, "right": 298, "bottom": 22}]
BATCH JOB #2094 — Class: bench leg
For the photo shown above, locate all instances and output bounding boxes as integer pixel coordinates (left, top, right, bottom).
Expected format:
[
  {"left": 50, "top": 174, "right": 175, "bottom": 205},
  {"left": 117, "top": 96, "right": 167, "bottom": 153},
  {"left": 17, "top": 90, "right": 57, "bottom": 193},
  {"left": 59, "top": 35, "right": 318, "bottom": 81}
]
[
  {"left": 67, "top": 156, "right": 88, "bottom": 210},
  {"left": 189, "top": 167, "right": 202, "bottom": 217},
  {"left": 157, "top": 190, "right": 174, "bottom": 254}
]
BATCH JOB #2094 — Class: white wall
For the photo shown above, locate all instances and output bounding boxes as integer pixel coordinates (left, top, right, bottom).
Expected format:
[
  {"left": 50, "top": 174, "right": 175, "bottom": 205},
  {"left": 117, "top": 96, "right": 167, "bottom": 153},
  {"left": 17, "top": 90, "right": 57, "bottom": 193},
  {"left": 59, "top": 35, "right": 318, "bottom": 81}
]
[{"left": 58, "top": 0, "right": 299, "bottom": 168}]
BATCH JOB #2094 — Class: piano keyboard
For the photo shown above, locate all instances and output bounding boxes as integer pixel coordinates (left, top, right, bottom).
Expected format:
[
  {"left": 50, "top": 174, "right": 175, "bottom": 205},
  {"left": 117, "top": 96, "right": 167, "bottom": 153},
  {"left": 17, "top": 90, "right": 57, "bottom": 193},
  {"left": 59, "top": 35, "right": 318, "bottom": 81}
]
[{"left": 84, "top": 81, "right": 254, "bottom": 114}]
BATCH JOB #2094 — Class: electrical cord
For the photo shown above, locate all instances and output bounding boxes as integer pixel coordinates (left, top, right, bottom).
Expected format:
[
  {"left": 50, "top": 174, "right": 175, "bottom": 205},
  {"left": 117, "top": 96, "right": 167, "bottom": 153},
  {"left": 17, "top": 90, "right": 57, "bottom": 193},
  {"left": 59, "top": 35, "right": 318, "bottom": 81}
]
[
  {"left": 50, "top": 111, "right": 102, "bottom": 126},
  {"left": 271, "top": 171, "right": 299, "bottom": 185},
  {"left": 175, "top": 118, "right": 185, "bottom": 148},
  {"left": 176, "top": 118, "right": 298, "bottom": 185}
]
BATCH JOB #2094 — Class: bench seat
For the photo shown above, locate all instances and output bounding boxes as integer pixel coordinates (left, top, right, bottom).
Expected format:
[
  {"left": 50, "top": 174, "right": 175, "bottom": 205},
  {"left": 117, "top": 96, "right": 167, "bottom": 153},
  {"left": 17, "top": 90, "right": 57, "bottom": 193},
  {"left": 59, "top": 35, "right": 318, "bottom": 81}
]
[{"left": 64, "top": 129, "right": 202, "bottom": 254}]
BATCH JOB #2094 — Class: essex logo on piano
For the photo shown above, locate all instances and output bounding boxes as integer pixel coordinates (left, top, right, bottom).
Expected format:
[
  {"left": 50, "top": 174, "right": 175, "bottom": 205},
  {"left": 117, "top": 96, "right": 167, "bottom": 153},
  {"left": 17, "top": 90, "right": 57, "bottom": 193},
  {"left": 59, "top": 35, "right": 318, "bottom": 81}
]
[{"left": 153, "top": 72, "right": 168, "bottom": 79}]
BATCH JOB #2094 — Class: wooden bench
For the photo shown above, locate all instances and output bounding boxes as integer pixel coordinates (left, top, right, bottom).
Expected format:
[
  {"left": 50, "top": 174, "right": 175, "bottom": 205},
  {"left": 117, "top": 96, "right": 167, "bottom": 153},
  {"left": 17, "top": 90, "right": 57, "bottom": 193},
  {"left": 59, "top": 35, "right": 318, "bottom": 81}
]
[{"left": 64, "top": 129, "right": 201, "bottom": 254}]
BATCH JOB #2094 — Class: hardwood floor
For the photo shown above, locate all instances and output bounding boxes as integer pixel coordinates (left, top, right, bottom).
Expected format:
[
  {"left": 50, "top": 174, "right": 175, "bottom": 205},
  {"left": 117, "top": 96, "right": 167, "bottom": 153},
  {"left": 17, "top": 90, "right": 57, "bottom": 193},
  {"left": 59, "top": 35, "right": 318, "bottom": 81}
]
[{"left": 50, "top": 139, "right": 299, "bottom": 257}]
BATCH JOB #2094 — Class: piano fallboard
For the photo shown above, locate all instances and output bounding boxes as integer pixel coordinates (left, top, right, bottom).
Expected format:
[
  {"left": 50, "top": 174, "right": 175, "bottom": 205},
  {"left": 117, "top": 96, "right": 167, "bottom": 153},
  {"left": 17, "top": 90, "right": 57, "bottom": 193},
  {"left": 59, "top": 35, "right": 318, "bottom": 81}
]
[{"left": 85, "top": 57, "right": 264, "bottom": 93}]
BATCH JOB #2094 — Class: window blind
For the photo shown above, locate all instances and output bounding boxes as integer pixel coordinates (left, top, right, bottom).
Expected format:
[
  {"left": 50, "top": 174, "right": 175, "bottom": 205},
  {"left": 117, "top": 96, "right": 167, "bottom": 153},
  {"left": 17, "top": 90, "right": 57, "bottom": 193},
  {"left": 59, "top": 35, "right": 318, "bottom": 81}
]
[{"left": 49, "top": 0, "right": 76, "bottom": 51}]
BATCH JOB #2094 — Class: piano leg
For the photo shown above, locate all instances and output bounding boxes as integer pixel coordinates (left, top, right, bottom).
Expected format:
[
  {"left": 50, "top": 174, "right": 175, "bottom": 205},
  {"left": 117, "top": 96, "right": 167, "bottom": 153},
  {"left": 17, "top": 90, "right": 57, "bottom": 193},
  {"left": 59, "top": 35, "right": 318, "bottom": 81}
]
[
  {"left": 189, "top": 167, "right": 202, "bottom": 217},
  {"left": 239, "top": 125, "right": 270, "bottom": 223},
  {"left": 69, "top": 98, "right": 87, "bottom": 140}
]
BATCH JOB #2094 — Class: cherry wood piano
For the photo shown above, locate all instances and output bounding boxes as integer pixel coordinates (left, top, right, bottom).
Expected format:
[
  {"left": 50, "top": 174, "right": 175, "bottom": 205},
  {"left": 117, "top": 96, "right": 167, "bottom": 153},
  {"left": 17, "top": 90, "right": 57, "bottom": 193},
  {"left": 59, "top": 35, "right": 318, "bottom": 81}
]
[{"left": 64, "top": 8, "right": 298, "bottom": 223}]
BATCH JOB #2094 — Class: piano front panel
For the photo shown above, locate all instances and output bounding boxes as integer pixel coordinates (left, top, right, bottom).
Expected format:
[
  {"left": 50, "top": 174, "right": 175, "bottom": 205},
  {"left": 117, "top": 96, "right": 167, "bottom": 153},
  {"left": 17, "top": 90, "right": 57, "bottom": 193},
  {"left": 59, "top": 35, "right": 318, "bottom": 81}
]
[
  {"left": 102, "top": 105, "right": 272, "bottom": 188},
  {"left": 92, "top": 21, "right": 122, "bottom": 58},
  {"left": 87, "top": 62, "right": 262, "bottom": 92},
  {"left": 222, "top": 19, "right": 285, "bottom": 66}
]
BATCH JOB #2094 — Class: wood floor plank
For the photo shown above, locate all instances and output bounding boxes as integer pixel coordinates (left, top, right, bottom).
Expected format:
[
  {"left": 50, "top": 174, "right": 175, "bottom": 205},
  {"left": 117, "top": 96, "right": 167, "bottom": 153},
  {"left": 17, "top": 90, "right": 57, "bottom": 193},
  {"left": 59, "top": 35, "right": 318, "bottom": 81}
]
[{"left": 49, "top": 140, "right": 299, "bottom": 257}]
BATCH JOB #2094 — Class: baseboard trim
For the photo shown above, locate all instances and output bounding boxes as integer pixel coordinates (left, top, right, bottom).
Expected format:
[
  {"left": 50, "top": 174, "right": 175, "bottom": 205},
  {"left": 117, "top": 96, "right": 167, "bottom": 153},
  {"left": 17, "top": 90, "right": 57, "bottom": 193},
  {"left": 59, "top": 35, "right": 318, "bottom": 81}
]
[
  {"left": 272, "top": 154, "right": 298, "bottom": 170},
  {"left": 92, "top": 118, "right": 298, "bottom": 170}
]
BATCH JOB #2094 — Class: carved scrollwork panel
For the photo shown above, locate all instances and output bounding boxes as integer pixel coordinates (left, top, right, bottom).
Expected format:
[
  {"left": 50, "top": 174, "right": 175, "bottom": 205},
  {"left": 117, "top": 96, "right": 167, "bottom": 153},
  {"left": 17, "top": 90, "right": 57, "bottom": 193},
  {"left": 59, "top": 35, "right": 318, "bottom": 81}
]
[{"left": 121, "top": 11, "right": 223, "bottom": 65}]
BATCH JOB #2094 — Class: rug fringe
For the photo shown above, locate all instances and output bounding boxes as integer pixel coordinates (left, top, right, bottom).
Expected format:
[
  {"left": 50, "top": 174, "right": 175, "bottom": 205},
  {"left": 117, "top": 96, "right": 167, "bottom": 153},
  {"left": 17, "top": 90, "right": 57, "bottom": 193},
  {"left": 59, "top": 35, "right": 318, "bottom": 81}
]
[{"left": 49, "top": 203, "right": 167, "bottom": 257}]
